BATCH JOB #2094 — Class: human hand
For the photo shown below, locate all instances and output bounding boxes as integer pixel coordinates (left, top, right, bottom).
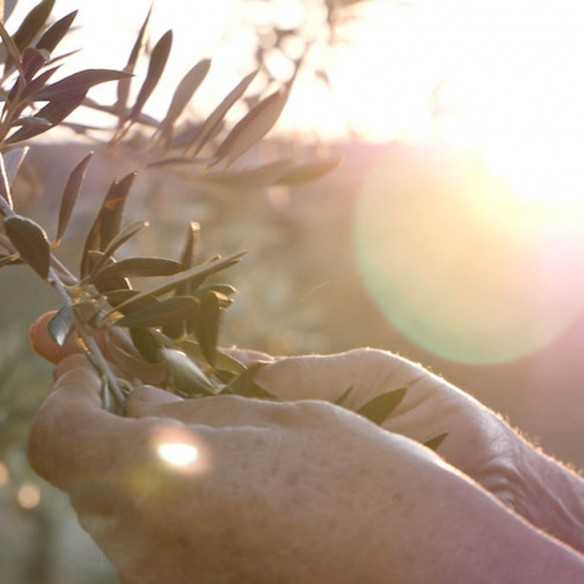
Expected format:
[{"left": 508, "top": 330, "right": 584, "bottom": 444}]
[
  {"left": 28, "top": 355, "right": 583, "bottom": 584},
  {"left": 232, "top": 348, "right": 584, "bottom": 554},
  {"left": 28, "top": 313, "right": 584, "bottom": 556}
]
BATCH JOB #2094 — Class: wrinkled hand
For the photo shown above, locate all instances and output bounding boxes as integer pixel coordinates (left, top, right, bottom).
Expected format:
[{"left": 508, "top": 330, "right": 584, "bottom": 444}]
[
  {"left": 236, "top": 348, "right": 521, "bottom": 507},
  {"left": 28, "top": 317, "right": 584, "bottom": 582},
  {"left": 27, "top": 354, "right": 526, "bottom": 584}
]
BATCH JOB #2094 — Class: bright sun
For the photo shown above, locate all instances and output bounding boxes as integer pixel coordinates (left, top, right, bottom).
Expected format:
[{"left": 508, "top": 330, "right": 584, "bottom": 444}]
[{"left": 328, "top": 0, "right": 584, "bottom": 208}]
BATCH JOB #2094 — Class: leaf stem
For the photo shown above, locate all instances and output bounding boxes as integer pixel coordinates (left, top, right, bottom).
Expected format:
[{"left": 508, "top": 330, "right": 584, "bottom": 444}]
[{"left": 49, "top": 268, "right": 125, "bottom": 409}]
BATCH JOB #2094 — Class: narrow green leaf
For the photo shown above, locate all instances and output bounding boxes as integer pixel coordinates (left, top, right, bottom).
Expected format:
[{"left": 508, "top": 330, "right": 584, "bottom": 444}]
[
  {"left": 334, "top": 385, "right": 354, "bottom": 407},
  {"left": 194, "top": 291, "right": 222, "bottom": 366},
  {"left": 128, "top": 29, "right": 172, "bottom": 121},
  {"left": 200, "top": 159, "right": 294, "bottom": 190},
  {"left": 47, "top": 304, "right": 74, "bottom": 347},
  {"left": 185, "top": 69, "right": 257, "bottom": 156},
  {"left": 94, "top": 220, "right": 149, "bottom": 271},
  {"left": 161, "top": 59, "right": 211, "bottom": 134},
  {"left": 214, "top": 87, "right": 289, "bottom": 166},
  {"left": 3, "top": 147, "right": 28, "bottom": 187},
  {"left": 93, "top": 257, "right": 184, "bottom": 284},
  {"left": 4, "top": 214, "right": 50, "bottom": 279},
  {"left": 175, "top": 221, "right": 199, "bottom": 296},
  {"left": 116, "top": 5, "right": 151, "bottom": 116},
  {"left": 20, "top": 46, "right": 47, "bottom": 79},
  {"left": 21, "top": 65, "right": 60, "bottom": 100},
  {"left": 0, "top": 19, "right": 22, "bottom": 73},
  {"left": 105, "top": 251, "right": 245, "bottom": 317},
  {"left": 6, "top": 90, "right": 86, "bottom": 143},
  {"left": 276, "top": 157, "right": 341, "bottom": 186},
  {"left": 162, "top": 347, "right": 217, "bottom": 396},
  {"left": 98, "top": 172, "right": 137, "bottom": 249},
  {"left": 0, "top": 152, "right": 14, "bottom": 211},
  {"left": 130, "top": 327, "right": 162, "bottom": 363},
  {"left": 55, "top": 151, "right": 93, "bottom": 243},
  {"left": 81, "top": 172, "right": 137, "bottom": 276},
  {"left": 36, "top": 9, "right": 77, "bottom": 54},
  {"left": 357, "top": 388, "right": 408, "bottom": 426},
  {"left": 116, "top": 296, "right": 197, "bottom": 329},
  {"left": 35, "top": 69, "right": 132, "bottom": 101},
  {"left": 11, "top": 0, "right": 55, "bottom": 53},
  {"left": 88, "top": 253, "right": 132, "bottom": 294},
  {"left": 106, "top": 289, "right": 156, "bottom": 315},
  {"left": 424, "top": 433, "right": 448, "bottom": 452},
  {"left": 225, "top": 363, "right": 274, "bottom": 399}
]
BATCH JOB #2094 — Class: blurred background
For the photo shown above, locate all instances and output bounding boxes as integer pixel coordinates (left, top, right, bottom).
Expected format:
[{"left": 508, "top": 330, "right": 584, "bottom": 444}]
[{"left": 2, "top": 0, "right": 584, "bottom": 581}]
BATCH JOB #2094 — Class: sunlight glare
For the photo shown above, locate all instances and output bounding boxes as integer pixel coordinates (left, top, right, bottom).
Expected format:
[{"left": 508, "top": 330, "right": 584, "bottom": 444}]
[
  {"left": 157, "top": 442, "right": 199, "bottom": 469},
  {"left": 17, "top": 484, "right": 41, "bottom": 510}
]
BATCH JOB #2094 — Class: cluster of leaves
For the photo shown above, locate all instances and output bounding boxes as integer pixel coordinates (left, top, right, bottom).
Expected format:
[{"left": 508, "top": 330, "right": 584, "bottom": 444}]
[
  {"left": 0, "top": 1, "right": 445, "bottom": 450},
  {"left": 0, "top": 1, "right": 341, "bottom": 412}
]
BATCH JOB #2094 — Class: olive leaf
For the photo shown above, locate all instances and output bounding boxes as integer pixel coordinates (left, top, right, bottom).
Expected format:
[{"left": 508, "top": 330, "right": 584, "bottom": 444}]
[
  {"left": 116, "top": 5, "right": 151, "bottom": 116},
  {"left": 276, "top": 157, "right": 341, "bottom": 186},
  {"left": 20, "top": 47, "right": 47, "bottom": 80},
  {"left": 175, "top": 221, "right": 199, "bottom": 297},
  {"left": 21, "top": 65, "right": 61, "bottom": 100},
  {"left": 193, "top": 290, "right": 222, "bottom": 366},
  {"left": 334, "top": 385, "right": 354, "bottom": 407},
  {"left": 47, "top": 304, "right": 74, "bottom": 347},
  {"left": 104, "top": 251, "right": 245, "bottom": 317},
  {"left": 160, "top": 58, "right": 211, "bottom": 136},
  {"left": 0, "top": 20, "right": 23, "bottom": 74},
  {"left": 81, "top": 172, "right": 137, "bottom": 276},
  {"left": 213, "top": 87, "right": 289, "bottom": 166},
  {"left": 93, "top": 257, "right": 184, "bottom": 284},
  {"left": 224, "top": 362, "right": 274, "bottom": 399},
  {"left": 0, "top": 152, "right": 14, "bottom": 211},
  {"left": 357, "top": 387, "right": 408, "bottom": 425},
  {"left": 94, "top": 219, "right": 149, "bottom": 271},
  {"left": 185, "top": 69, "right": 257, "bottom": 156},
  {"left": 6, "top": 90, "right": 87, "bottom": 143},
  {"left": 3, "top": 146, "right": 29, "bottom": 186},
  {"left": 36, "top": 9, "right": 77, "bottom": 54},
  {"left": 130, "top": 327, "right": 163, "bottom": 363},
  {"left": 424, "top": 433, "right": 448, "bottom": 452},
  {"left": 55, "top": 151, "right": 93, "bottom": 243},
  {"left": 106, "top": 289, "right": 158, "bottom": 315},
  {"left": 199, "top": 159, "right": 294, "bottom": 190},
  {"left": 4, "top": 214, "right": 51, "bottom": 279},
  {"left": 115, "top": 296, "right": 197, "bottom": 329},
  {"left": 11, "top": 0, "right": 55, "bottom": 53},
  {"left": 128, "top": 29, "right": 173, "bottom": 121},
  {"left": 162, "top": 347, "right": 218, "bottom": 396},
  {"left": 35, "top": 69, "right": 132, "bottom": 101},
  {"left": 98, "top": 172, "right": 137, "bottom": 249},
  {"left": 13, "top": 116, "right": 51, "bottom": 132}
]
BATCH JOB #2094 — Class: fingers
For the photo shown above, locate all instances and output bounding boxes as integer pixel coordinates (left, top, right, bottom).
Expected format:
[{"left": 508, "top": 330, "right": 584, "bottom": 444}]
[
  {"left": 222, "top": 347, "right": 277, "bottom": 365},
  {"left": 28, "top": 354, "right": 146, "bottom": 490},
  {"left": 126, "top": 387, "right": 305, "bottom": 428},
  {"left": 253, "top": 348, "right": 434, "bottom": 408}
]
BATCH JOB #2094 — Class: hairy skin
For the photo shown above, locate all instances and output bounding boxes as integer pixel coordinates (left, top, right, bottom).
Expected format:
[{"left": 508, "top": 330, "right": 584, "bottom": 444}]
[{"left": 28, "top": 316, "right": 584, "bottom": 581}]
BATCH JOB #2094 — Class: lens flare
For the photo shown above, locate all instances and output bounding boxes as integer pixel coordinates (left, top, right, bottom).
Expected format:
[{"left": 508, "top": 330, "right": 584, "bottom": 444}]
[
  {"left": 17, "top": 484, "right": 41, "bottom": 510},
  {"left": 157, "top": 442, "right": 199, "bottom": 468},
  {"left": 354, "top": 147, "right": 584, "bottom": 364}
]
